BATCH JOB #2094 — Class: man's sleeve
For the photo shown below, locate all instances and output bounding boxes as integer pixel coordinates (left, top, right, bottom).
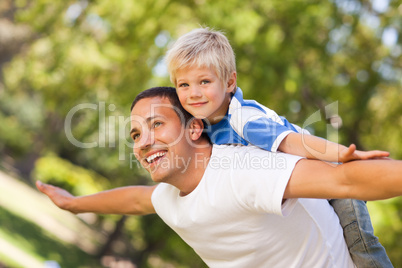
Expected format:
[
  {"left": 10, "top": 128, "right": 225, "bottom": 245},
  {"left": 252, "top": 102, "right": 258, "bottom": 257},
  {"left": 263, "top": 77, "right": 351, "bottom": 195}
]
[{"left": 228, "top": 148, "right": 303, "bottom": 216}]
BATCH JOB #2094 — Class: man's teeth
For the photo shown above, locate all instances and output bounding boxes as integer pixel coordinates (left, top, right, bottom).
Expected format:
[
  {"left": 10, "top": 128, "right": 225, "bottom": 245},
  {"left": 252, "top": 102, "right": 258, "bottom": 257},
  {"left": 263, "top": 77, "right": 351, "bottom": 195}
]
[{"left": 146, "top": 152, "right": 167, "bottom": 163}]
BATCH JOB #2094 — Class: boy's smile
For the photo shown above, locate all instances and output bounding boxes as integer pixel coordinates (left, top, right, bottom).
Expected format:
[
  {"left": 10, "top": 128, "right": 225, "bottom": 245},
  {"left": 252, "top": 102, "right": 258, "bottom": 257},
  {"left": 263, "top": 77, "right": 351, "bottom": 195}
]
[{"left": 175, "top": 66, "right": 235, "bottom": 124}]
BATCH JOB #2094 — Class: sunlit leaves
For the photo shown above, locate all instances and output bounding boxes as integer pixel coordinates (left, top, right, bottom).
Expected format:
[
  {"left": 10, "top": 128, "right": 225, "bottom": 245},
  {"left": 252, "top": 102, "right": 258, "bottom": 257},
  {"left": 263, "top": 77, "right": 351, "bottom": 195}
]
[{"left": 1, "top": 0, "right": 401, "bottom": 266}]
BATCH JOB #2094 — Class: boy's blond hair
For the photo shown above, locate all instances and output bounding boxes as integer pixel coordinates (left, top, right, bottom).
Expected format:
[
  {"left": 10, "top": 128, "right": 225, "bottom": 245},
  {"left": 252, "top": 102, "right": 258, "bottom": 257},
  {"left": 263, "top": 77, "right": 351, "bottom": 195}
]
[{"left": 165, "top": 28, "right": 236, "bottom": 86}]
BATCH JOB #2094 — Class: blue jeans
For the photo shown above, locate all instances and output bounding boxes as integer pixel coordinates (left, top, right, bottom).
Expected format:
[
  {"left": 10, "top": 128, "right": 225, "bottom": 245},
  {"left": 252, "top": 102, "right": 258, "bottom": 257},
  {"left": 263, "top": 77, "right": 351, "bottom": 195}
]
[{"left": 329, "top": 199, "right": 393, "bottom": 268}]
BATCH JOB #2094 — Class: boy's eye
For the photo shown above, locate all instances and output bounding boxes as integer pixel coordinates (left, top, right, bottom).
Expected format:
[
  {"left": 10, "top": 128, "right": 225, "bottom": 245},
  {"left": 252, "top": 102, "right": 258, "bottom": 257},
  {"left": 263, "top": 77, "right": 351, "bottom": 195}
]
[
  {"left": 201, "top": 80, "right": 210, "bottom": 85},
  {"left": 178, "top": 83, "right": 189, "bottom": 88},
  {"left": 153, "top": 121, "right": 162, "bottom": 128}
]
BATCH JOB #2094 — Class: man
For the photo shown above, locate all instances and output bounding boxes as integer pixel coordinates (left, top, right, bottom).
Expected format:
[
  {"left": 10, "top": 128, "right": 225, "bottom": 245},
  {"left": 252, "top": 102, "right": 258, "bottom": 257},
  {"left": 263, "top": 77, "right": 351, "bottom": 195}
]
[{"left": 37, "top": 87, "right": 402, "bottom": 267}]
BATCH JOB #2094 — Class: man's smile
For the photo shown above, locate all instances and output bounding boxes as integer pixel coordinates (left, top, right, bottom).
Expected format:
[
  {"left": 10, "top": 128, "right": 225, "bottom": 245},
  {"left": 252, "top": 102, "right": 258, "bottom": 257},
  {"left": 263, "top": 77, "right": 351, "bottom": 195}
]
[{"left": 144, "top": 150, "right": 168, "bottom": 164}]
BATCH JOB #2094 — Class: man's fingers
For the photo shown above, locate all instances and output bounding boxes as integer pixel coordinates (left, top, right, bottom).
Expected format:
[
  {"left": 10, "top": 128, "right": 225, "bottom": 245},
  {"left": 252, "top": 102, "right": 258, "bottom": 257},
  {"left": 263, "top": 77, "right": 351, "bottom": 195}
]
[
  {"left": 36, "top": 180, "right": 54, "bottom": 195},
  {"left": 36, "top": 180, "right": 46, "bottom": 192}
]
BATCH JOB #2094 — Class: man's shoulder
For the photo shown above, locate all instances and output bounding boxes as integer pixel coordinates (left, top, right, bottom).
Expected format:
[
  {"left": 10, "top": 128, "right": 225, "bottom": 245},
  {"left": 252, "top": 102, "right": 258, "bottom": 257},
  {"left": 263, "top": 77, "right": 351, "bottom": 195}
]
[
  {"left": 211, "top": 144, "right": 252, "bottom": 153},
  {"left": 211, "top": 144, "right": 271, "bottom": 159},
  {"left": 152, "top": 183, "right": 178, "bottom": 199},
  {"left": 210, "top": 144, "right": 303, "bottom": 171},
  {"left": 212, "top": 143, "right": 266, "bottom": 151}
]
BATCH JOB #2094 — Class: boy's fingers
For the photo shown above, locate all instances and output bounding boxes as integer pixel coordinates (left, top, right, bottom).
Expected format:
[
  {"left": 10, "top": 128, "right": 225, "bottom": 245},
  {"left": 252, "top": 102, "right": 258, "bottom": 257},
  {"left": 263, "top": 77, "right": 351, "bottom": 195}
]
[
  {"left": 341, "top": 144, "right": 355, "bottom": 160},
  {"left": 373, "top": 151, "right": 390, "bottom": 158},
  {"left": 348, "top": 144, "right": 356, "bottom": 153},
  {"left": 381, "top": 150, "right": 390, "bottom": 156}
]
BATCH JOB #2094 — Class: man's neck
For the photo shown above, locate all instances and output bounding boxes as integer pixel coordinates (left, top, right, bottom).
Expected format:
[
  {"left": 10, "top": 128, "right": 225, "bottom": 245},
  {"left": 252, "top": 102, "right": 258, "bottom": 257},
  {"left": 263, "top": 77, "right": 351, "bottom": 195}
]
[{"left": 177, "top": 144, "right": 213, "bottom": 197}]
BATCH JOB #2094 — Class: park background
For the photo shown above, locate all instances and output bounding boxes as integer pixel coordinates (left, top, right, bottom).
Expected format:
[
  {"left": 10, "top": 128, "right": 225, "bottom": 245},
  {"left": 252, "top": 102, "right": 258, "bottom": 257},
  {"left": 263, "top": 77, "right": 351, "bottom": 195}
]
[{"left": 0, "top": 0, "right": 401, "bottom": 267}]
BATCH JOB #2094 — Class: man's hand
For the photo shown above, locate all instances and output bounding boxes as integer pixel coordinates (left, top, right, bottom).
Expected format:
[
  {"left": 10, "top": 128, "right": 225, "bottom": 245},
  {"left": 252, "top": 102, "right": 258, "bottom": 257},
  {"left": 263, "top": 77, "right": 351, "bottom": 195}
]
[
  {"left": 37, "top": 180, "right": 156, "bottom": 215},
  {"left": 338, "top": 144, "right": 390, "bottom": 163},
  {"left": 36, "top": 180, "right": 78, "bottom": 213}
]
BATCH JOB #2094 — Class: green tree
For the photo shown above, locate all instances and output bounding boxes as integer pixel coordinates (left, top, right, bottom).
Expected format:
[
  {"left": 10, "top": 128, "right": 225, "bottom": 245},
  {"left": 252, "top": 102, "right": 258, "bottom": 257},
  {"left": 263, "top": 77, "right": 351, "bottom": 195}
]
[{"left": 1, "top": 0, "right": 401, "bottom": 266}]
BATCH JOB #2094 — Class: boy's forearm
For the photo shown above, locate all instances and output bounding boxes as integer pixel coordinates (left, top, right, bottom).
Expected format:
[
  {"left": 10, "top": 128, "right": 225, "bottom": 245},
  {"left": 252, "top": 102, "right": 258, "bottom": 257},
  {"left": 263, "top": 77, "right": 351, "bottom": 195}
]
[{"left": 279, "top": 133, "right": 344, "bottom": 162}]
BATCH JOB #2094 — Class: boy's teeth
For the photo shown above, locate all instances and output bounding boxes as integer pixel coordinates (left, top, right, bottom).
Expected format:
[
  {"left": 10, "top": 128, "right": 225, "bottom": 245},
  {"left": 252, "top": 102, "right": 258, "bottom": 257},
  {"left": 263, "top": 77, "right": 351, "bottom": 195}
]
[{"left": 146, "top": 152, "right": 167, "bottom": 163}]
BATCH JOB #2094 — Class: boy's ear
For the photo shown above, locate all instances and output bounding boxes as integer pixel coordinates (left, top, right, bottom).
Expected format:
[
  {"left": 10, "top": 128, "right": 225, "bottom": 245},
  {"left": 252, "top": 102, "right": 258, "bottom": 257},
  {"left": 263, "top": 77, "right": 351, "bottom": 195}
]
[
  {"left": 188, "top": 118, "right": 204, "bottom": 140},
  {"left": 226, "top": 71, "right": 237, "bottom": 93}
]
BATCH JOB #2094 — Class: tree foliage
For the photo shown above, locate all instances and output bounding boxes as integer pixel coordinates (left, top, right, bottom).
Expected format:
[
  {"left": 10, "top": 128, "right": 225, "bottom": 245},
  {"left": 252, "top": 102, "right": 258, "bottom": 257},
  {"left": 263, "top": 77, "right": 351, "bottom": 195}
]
[{"left": 0, "top": 0, "right": 401, "bottom": 266}]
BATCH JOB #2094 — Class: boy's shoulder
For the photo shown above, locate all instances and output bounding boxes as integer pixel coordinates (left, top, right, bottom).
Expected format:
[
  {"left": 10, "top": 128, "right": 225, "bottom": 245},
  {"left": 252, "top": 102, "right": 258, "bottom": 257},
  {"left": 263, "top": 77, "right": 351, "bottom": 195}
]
[{"left": 230, "top": 87, "right": 268, "bottom": 113}]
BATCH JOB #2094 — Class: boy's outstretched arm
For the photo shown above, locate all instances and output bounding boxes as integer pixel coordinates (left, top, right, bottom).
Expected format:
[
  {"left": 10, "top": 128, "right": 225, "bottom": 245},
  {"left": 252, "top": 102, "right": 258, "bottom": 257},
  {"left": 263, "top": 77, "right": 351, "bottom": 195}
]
[
  {"left": 279, "top": 132, "right": 389, "bottom": 163},
  {"left": 36, "top": 181, "right": 156, "bottom": 215}
]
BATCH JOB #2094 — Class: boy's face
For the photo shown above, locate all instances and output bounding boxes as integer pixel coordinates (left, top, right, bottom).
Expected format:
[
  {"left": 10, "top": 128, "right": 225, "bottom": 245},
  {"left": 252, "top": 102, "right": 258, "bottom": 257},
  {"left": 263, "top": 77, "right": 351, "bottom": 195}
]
[{"left": 175, "top": 65, "right": 235, "bottom": 124}]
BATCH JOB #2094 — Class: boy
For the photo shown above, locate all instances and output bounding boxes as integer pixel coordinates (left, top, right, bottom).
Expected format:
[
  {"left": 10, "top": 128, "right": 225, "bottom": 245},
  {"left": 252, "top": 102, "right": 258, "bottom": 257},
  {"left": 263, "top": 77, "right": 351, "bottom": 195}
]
[{"left": 165, "top": 27, "right": 393, "bottom": 267}]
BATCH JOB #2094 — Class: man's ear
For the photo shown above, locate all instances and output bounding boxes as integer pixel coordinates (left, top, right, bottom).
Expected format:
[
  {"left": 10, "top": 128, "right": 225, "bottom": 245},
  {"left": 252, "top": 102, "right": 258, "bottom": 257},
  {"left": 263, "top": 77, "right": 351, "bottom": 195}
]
[
  {"left": 226, "top": 71, "right": 237, "bottom": 93},
  {"left": 188, "top": 118, "right": 204, "bottom": 140}
]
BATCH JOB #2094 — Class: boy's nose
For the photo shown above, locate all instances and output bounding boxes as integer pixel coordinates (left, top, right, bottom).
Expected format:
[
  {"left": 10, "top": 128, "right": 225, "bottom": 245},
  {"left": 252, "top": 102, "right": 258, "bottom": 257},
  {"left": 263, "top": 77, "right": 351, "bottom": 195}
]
[{"left": 189, "top": 86, "right": 202, "bottom": 98}]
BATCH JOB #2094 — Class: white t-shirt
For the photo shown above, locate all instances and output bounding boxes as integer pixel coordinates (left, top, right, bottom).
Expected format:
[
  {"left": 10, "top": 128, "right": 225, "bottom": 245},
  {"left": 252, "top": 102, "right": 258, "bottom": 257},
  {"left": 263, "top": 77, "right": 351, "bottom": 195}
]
[{"left": 151, "top": 145, "right": 355, "bottom": 268}]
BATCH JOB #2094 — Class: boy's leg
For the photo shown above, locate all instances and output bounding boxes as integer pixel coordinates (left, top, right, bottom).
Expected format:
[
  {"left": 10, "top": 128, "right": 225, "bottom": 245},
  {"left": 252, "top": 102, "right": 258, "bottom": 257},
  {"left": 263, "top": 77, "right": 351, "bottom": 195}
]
[{"left": 329, "top": 199, "right": 393, "bottom": 268}]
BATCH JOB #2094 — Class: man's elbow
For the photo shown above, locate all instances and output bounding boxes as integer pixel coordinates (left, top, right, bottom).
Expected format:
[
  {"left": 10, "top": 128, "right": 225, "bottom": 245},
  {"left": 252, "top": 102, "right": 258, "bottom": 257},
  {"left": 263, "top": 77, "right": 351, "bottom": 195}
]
[{"left": 128, "top": 202, "right": 156, "bottom": 215}]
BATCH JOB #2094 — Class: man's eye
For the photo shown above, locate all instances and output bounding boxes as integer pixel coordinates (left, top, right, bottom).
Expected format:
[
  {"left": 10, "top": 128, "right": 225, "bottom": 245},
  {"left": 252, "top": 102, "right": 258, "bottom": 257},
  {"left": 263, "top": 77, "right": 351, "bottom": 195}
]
[{"left": 132, "top": 134, "right": 140, "bottom": 141}]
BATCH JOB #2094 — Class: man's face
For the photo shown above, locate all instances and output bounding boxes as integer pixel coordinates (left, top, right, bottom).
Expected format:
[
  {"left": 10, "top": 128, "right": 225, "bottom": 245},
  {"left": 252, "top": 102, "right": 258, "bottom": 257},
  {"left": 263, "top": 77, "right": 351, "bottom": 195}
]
[{"left": 130, "top": 96, "right": 192, "bottom": 183}]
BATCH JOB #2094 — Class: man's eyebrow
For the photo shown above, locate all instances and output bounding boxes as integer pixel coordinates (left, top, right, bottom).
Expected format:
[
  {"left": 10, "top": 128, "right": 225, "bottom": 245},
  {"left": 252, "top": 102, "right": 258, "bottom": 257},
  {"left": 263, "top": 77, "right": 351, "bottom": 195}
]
[
  {"left": 130, "top": 127, "right": 139, "bottom": 136},
  {"left": 130, "top": 115, "right": 163, "bottom": 135}
]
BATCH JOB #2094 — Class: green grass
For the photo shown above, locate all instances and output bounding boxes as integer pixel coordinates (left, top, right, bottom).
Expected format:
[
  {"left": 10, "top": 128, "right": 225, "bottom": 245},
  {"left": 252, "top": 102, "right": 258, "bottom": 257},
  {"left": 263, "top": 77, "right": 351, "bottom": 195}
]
[
  {"left": 0, "top": 207, "right": 99, "bottom": 267},
  {"left": 0, "top": 169, "right": 106, "bottom": 267},
  {"left": 0, "top": 252, "right": 21, "bottom": 268}
]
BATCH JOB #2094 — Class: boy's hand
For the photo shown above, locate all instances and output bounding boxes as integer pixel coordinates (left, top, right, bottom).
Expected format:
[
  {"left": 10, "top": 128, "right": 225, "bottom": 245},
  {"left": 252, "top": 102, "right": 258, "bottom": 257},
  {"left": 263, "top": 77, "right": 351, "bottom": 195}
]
[
  {"left": 36, "top": 180, "right": 78, "bottom": 213},
  {"left": 339, "top": 144, "right": 390, "bottom": 162}
]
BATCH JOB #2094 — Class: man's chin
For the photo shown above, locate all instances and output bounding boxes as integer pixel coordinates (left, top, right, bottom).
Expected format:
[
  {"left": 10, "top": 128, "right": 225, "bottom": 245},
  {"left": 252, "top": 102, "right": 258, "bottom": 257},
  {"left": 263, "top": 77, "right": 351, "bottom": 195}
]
[
  {"left": 150, "top": 173, "right": 166, "bottom": 183},
  {"left": 148, "top": 167, "right": 167, "bottom": 181}
]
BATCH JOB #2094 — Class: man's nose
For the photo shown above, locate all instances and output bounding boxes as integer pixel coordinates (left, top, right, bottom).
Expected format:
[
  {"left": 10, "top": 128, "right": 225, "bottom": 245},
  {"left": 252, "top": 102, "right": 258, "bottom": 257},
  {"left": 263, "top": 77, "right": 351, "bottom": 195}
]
[{"left": 137, "top": 131, "right": 153, "bottom": 149}]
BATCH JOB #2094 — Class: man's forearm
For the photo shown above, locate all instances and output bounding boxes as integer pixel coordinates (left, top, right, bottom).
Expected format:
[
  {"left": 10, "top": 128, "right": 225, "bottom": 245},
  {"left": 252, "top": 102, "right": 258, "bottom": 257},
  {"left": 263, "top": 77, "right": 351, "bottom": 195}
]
[
  {"left": 36, "top": 181, "right": 156, "bottom": 215},
  {"left": 71, "top": 186, "right": 157, "bottom": 215},
  {"left": 284, "top": 158, "right": 402, "bottom": 201}
]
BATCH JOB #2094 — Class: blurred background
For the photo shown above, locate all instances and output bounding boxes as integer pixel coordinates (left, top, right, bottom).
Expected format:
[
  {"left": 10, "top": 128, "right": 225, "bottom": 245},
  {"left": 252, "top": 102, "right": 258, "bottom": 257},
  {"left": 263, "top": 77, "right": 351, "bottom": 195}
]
[{"left": 0, "top": 0, "right": 401, "bottom": 267}]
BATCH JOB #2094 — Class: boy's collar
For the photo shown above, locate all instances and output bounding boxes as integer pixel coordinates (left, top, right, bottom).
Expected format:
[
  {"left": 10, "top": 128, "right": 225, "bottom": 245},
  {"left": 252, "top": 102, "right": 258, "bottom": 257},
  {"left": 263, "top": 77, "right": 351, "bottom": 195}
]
[{"left": 233, "top": 87, "right": 243, "bottom": 98}]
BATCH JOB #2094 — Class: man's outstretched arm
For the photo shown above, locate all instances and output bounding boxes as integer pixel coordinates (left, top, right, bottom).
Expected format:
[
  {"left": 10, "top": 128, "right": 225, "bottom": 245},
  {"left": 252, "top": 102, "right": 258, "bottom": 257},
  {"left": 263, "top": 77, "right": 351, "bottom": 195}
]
[
  {"left": 36, "top": 181, "right": 156, "bottom": 215},
  {"left": 284, "top": 158, "right": 402, "bottom": 201}
]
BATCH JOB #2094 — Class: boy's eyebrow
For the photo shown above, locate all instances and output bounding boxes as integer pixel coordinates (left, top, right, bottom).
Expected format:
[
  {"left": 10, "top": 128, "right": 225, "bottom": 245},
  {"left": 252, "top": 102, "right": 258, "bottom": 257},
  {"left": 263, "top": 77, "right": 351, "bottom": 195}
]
[{"left": 130, "top": 115, "right": 162, "bottom": 135}]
